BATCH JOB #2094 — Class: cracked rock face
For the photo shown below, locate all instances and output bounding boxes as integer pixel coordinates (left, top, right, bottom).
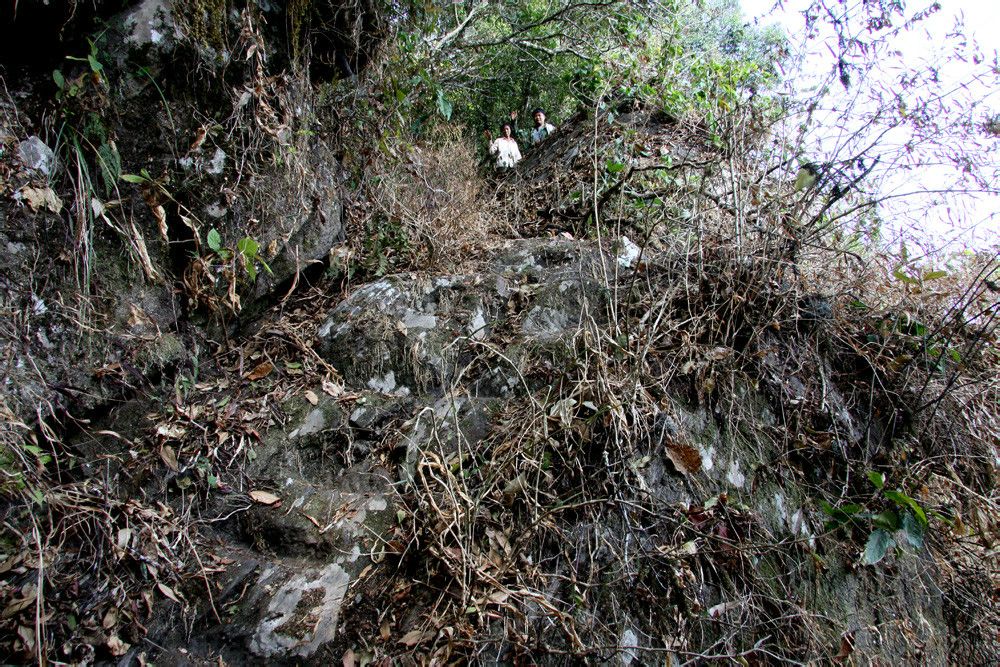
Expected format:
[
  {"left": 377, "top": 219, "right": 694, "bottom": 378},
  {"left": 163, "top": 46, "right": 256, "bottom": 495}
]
[
  {"left": 130, "top": 236, "right": 953, "bottom": 664},
  {"left": 315, "top": 239, "right": 608, "bottom": 394},
  {"left": 249, "top": 563, "right": 351, "bottom": 658},
  {"left": 16, "top": 136, "right": 56, "bottom": 175},
  {"left": 149, "top": 241, "right": 613, "bottom": 661}
]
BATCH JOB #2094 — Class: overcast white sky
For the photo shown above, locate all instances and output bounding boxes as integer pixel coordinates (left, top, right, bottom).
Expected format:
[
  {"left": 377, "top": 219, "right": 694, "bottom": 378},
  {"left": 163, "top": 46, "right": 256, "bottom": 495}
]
[{"left": 739, "top": 0, "right": 1000, "bottom": 256}]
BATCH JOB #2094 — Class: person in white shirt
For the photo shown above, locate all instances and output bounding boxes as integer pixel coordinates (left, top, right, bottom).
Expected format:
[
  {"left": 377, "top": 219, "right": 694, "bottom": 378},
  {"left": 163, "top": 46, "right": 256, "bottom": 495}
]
[
  {"left": 489, "top": 122, "right": 522, "bottom": 169},
  {"left": 530, "top": 107, "right": 556, "bottom": 145}
]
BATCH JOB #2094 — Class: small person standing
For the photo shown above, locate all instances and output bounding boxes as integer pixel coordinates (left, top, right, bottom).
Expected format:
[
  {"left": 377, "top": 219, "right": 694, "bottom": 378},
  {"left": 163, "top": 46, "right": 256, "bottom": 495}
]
[
  {"left": 489, "top": 122, "right": 522, "bottom": 169},
  {"left": 530, "top": 107, "right": 556, "bottom": 145}
]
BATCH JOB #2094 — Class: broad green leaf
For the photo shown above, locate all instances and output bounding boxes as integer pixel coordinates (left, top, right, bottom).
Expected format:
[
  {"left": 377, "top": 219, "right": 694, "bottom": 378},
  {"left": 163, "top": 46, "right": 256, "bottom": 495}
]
[
  {"left": 922, "top": 270, "right": 947, "bottom": 281},
  {"left": 605, "top": 160, "right": 626, "bottom": 173},
  {"left": 928, "top": 510, "right": 955, "bottom": 528},
  {"left": 893, "top": 268, "right": 918, "bottom": 285},
  {"left": 902, "top": 511, "right": 925, "bottom": 548},
  {"left": 435, "top": 89, "right": 452, "bottom": 121},
  {"left": 88, "top": 54, "right": 104, "bottom": 73},
  {"left": 863, "top": 529, "right": 893, "bottom": 565},
  {"left": 207, "top": 228, "right": 222, "bottom": 253},
  {"left": 819, "top": 501, "right": 863, "bottom": 522},
  {"left": 237, "top": 237, "right": 259, "bottom": 258},
  {"left": 818, "top": 500, "right": 837, "bottom": 516},
  {"left": 883, "top": 490, "right": 928, "bottom": 527},
  {"left": 53, "top": 69, "right": 65, "bottom": 89},
  {"left": 120, "top": 173, "right": 147, "bottom": 184},
  {"left": 866, "top": 470, "right": 885, "bottom": 490},
  {"left": 872, "top": 510, "right": 900, "bottom": 532}
]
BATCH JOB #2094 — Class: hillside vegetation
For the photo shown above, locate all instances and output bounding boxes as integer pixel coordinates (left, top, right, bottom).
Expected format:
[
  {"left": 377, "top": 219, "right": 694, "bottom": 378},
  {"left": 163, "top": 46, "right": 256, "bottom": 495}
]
[{"left": 0, "top": 0, "right": 996, "bottom": 664}]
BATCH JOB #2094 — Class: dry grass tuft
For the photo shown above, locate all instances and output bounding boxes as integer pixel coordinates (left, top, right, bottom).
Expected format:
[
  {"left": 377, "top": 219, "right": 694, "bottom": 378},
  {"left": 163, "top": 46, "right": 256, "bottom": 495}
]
[{"left": 346, "top": 123, "right": 500, "bottom": 275}]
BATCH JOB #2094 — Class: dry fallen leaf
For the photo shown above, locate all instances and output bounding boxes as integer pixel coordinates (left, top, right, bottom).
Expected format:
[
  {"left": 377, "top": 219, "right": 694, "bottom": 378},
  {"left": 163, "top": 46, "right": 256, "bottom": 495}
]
[
  {"left": 116, "top": 528, "right": 133, "bottom": 557},
  {"left": 304, "top": 390, "right": 320, "bottom": 405},
  {"left": 245, "top": 361, "right": 275, "bottom": 381},
  {"left": 2, "top": 594, "right": 36, "bottom": 619},
  {"left": 249, "top": 490, "right": 281, "bottom": 506},
  {"left": 322, "top": 378, "right": 344, "bottom": 397},
  {"left": 160, "top": 445, "right": 179, "bottom": 471},
  {"left": 488, "top": 590, "right": 510, "bottom": 605},
  {"left": 19, "top": 186, "right": 63, "bottom": 214},
  {"left": 664, "top": 439, "right": 702, "bottom": 475},
  {"left": 153, "top": 204, "right": 168, "bottom": 241},
  {"left": 549, "top": 398, "right": 577, "bottom": 428},
  {"left": 342, "top": 649, "right": 357, "bottom": 667},
  {"left": 107, "top": 634, "right": 131, "bottom": 657},
  {"left": 156, "top": 423, "right": 188, "bottom": 440},
  {"left": 129, "top": 220, "right": 161, "bottom": 282},
  {"left": 189, "top": 125, "right": 208, "bottom": 153},
  {"left": 157, "top": 582, "right": 181, "bottom": 603},
  {"left": 707, "top": 600, "right": 741, "bottom": 619},
  {"left": 399, "top": 629, "right": 433, "bottom": 647},
  {"left": 0, "top": 554, "right": 23, "bottom": 575},
  {"left": 834, "top": 632, "right": 856, "bottom": 663},
  {"left": 16, "top": 625, "right": 35, "bottom": 651}
]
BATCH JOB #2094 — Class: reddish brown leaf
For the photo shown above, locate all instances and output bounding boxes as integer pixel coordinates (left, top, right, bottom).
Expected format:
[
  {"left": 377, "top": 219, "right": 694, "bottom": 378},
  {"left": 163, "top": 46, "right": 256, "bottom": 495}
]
[
  {"left": 664, "top": 439, "right": 702, "bottom": 475},
  {"left": 399, "top": 629, "right": 433, "bottom": 647},
  {"left": 245, "top": 361, "right": 275, "bottom": 381},
  {"left": 834, "top": 632, "right": 855, "bottom": 663}
]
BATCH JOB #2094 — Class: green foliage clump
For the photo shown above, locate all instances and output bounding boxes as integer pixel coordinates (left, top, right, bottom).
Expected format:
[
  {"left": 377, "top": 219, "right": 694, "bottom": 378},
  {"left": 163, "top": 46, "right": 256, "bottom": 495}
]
[
  {"left": 373, "top": 0, "right": 787, "bottom": 149},
  {"left": 820, "top": 470, "right": 943, "bottom": 565}
]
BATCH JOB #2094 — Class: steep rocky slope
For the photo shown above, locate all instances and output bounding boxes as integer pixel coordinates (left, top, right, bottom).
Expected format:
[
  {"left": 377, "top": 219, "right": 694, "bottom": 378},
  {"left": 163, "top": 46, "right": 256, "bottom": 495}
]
[{"left": 0, "top": 2, "right": 997, "bottom": 665}]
